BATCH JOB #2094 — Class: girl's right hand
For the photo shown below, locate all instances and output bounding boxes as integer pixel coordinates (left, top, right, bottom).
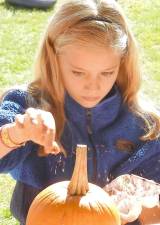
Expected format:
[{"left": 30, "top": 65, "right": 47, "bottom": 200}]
[{"left": 10, "top": 107, "right": 61, "bottom": 155}]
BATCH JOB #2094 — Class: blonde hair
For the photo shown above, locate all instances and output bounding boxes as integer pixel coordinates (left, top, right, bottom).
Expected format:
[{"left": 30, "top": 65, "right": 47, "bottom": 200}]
[{"left": 28, "top": 0, "right": 160, "bottom": 144}]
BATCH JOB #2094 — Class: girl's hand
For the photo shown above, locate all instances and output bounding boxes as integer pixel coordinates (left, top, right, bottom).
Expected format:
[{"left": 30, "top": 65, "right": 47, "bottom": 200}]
[
  {"left": 9, "top": 107, "right": 60, "bottom": 155},
  {"left": 103, "top": 174, "right": 160, "bottom": 224}
]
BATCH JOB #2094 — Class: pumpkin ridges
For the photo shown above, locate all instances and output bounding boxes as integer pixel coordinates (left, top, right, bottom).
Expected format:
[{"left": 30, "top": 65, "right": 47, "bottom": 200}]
[
  {"left": 26, "top": 181, "right": 121, "bottom": 225},
  {"left": 26, "top": 145, "right": 121, "bottom": 225}
]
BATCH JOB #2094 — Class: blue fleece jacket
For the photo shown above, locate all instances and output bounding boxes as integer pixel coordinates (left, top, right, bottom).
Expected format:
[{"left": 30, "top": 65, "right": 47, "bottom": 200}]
[{"left": 0, "top": 87, "right": 160, "bottom": 189}]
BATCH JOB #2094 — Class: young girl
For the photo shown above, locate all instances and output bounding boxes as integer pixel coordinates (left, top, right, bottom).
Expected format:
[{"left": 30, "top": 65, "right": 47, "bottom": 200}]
[{"left": 0, "top": 0, "right": 160, "bottom": 224}]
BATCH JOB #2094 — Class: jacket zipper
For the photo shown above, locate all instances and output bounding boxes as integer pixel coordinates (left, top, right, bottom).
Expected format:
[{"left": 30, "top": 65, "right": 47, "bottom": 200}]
[{"left": 86, "top": 109, "right": 97, "bottom": 183}]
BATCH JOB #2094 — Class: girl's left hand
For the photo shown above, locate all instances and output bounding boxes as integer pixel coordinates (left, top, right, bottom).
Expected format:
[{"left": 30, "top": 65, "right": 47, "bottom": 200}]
[{"left": 103, "top": 174, "right": 160, "bottom": 224}]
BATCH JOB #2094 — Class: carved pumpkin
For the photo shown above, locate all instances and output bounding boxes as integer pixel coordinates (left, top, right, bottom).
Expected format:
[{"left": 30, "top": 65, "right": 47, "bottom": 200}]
[{"left": 26, "top": 145, "right": 120, "bottom": 225}]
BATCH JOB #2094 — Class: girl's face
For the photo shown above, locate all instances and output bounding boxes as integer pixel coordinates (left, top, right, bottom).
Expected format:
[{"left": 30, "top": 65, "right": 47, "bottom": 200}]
[{"left": 58, "top": 43, "right": 121, "bottom": 108}]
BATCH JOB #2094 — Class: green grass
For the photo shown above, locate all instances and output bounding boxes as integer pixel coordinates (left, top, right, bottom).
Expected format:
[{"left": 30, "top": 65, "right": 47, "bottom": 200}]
[
  {"left": 0, "top": 0, "right": 160, "bottom": 224},
  {"left": 0, "top": 1, "right": 57, "bottom": 224},
  {"left": 0, "top": 174, "right": 18, "bottom": 225},
  {"left": 119, "top": 0, "right": 160, "bottom": 103},
  {"left": 0, "top": 0, "right": 54, "bottom": 92}
]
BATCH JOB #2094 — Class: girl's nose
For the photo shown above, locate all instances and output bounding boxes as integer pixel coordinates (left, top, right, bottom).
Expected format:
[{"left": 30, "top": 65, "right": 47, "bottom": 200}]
[{"left": 84, "top": 77, "right": 100, "bottom": 90}]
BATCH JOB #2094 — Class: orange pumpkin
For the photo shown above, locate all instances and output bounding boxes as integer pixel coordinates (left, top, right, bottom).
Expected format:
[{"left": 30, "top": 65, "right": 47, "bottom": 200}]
[{"left": 26, "top": 145, "right": 120, "bottom": 225}]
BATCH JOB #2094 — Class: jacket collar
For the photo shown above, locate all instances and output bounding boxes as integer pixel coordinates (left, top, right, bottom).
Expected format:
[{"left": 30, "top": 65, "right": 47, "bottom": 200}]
[{"left": 64, "top": 85, "right": 123, "bottom": 130}]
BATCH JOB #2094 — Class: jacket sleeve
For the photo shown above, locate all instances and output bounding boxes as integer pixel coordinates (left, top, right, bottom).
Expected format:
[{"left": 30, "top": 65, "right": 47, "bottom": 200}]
[
  {"left": 112, "top": 139, "right": 160, "bottom": 183},
  {"left": 134, "top": 151, "right": 160, "bottom": 183},
  {"left": 0, "top": 89, "right": 37, "bottom": 173}
]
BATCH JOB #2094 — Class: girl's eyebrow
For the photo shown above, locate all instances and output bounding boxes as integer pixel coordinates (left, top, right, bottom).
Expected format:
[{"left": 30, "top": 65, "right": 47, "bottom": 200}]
[{"left": 70, "top": 64, "right": 118, "bottom": 71}]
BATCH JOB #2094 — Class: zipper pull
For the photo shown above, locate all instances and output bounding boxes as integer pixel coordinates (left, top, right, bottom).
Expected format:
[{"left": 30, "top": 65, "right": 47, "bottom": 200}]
[{"left": 86, "top": 109, "right": 92, "bottom": 135}]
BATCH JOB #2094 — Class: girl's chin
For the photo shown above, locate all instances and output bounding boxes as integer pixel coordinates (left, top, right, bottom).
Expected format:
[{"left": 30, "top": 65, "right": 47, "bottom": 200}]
[{"left": 78, "top": 100, "right": 100, "bottom": 108}]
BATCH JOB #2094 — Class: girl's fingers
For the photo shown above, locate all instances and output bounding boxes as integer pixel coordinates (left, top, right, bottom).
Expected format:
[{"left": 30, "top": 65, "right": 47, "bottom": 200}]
[
  {"left": 15, "top": 114, "right": 25, "bottom": 128},
  {"left": 42, "top": 144, "right": 60, "bottom": 156},
  {"left": 19, "top": 108, "right": 57, "bottom": 151},
  {"left": 51, "top": 141, "right": 61, "bottom": 154},
  {"left": 25, "top": 108, "right": 39, "bottom": 125},
  {"left": 25, "top": 108, "right": 55, "bottom": 130},
  {"left": 43, "top": 128, "right": 55, "bottom": 149},
  {"left": 43, "top": 141, "right": 60, "bottom": 155},
  {"left": 40, "top": 111, "right": 56, "bottom": 130}
]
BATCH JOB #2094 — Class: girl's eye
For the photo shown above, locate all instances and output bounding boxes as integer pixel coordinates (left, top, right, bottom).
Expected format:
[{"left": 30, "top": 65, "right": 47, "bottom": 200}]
[
  {"left": 101, "top": 71, "right": 114, "bottom": 77},
  {"left": 72, "top": 71, "right": 84, "bottom": 76}
]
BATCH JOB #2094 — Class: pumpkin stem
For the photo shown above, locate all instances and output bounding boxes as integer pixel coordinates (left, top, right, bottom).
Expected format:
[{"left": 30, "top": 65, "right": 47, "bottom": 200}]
[{"left": 68, "top": 144, "right": 89, "bottom": 196}]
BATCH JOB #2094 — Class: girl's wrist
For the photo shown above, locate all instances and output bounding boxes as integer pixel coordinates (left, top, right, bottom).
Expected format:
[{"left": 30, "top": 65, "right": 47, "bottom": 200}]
[{"left": 2, "top": 123, "right": 27, "bottom": 147}]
